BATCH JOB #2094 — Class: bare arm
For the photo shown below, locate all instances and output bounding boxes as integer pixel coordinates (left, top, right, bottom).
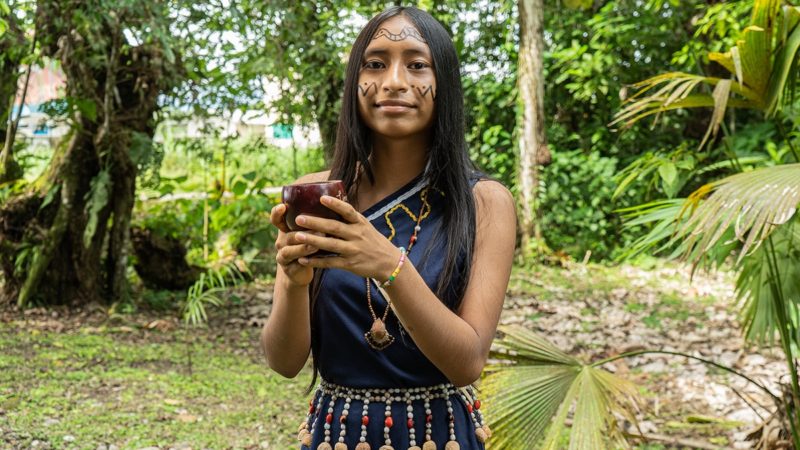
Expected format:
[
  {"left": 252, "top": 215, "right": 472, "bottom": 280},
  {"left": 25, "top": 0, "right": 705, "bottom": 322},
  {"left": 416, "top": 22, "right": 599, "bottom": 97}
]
[
  {"left": 260, "top": 170, "right": 330, "bottom": 378},
  {"left": 384, "top": 180, "right": 516, "bottom": 385}
]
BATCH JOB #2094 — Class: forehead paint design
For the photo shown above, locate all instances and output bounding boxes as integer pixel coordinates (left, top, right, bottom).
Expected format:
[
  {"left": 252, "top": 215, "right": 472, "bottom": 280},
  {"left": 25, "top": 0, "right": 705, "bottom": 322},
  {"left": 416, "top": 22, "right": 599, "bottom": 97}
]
[
  {"left": 358, "top": 82, "right": 378, "bottom": 97},
  {"left": 371, "top": 26, "right": 426, "bottom": 43}
]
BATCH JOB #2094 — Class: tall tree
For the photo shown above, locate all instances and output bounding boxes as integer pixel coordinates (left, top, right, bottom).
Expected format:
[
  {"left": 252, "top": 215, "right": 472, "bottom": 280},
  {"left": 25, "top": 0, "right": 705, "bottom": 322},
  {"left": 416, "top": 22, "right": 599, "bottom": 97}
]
[
  {"left": 0, "top": 0, "right": 183, "bottom": 305},
  {"left": 517, "top": 0, "right": 549, "bottom": 256},
  {"left": 0, "top": 5, "right": 29, "bottom": 183}
]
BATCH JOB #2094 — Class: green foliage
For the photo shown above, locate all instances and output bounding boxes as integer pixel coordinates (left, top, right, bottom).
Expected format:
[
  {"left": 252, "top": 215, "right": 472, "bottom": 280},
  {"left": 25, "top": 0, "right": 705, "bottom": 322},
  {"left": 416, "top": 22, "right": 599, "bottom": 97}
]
[
  {"left": 82, "top": 169, "right": 110, "bottom": 249},
  {"left": 539, "top": 150, "right": 638, "bottom": 260},
  {"left": 183, "top": 262, "right": 246, "bottom": 325},
  {"left": 483, "top": 325, "right": 639, "bottom": 450}
]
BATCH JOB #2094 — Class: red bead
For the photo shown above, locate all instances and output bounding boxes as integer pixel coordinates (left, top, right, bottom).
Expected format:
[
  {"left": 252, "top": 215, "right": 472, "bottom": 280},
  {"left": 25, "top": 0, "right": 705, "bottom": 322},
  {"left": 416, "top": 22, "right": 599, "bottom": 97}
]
[
  {"left": 326, "top": 413, "right": 333, "bottom": 424},
  {"left": 362, "top": 416, "right": 369, "bottom": 426},
  {"left": 340, "top": 415, "right": 347, "bottom": 423},
  {"left": 385, "top": 417, "right": 393, "bottom": 428},
  {"left": 309, "top": 405, "right": 315, "bottom": 414},
  {"left": 474, "top": 400, "right": 481, "bottom": 410},
  {"left": 407, "top": 419, "right": 414, "bottom": 428},
  {"left": 426, "top": 414, "right": 432, "bottom": 423},
  {"left": 467, "top": 404, "right": 473, "bottom": 413},
  {"left": 410, "top": 236, "right": 417, "bottom": 242}
]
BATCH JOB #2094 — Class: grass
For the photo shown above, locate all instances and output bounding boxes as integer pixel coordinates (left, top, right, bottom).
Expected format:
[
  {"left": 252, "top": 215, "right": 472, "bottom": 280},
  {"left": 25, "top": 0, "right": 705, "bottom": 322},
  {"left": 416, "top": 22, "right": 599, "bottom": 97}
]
[{"left": 0, "top": 323, "right": 311, "bottom": 449}]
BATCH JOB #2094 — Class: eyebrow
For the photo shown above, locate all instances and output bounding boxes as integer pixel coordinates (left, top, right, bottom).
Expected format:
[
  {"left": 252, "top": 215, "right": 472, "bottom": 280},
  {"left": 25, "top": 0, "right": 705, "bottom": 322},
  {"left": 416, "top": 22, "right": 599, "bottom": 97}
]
[{"left": 363, "top": 47, "right": 431, "bottom": 59}]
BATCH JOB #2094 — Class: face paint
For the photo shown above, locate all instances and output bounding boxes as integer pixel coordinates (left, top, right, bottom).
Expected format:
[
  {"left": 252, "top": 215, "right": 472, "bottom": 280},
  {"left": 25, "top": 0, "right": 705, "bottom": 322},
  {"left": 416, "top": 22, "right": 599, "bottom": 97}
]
[
  {"left": 357, "top": 16, "right": 437, "bottom": 140},
  {"left": 358, "top": 82, "right": 378, "bottom": 97},
  {"left": 371, "top": 26, "right": 426, "bottom": 43}
]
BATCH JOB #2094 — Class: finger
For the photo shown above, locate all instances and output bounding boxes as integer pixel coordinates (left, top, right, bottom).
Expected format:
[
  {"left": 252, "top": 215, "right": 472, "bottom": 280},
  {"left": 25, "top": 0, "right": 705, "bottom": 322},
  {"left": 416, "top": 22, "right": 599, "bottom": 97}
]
[
  {"left": 298, "top": 254, "right": 347, "bottom": 269},
  {"left": 270, "top": 203, "right": 291, "bottom": 233},
  {"left": 277, "top": 243, "right": 319, "bottom": 265},
  {"left": 296, "top": 232, "right": 346, "bottom": 254},
  {"left": 321, "top": 195, "right": 361, "bottom": 224},
  {"left": 295, "top": 216, "right": 349, "bottom": 238}
]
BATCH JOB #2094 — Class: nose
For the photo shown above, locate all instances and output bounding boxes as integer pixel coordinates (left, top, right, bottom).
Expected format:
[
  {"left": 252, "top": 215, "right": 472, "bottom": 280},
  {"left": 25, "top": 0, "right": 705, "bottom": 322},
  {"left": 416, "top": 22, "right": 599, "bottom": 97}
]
[{"left": 383, "top": 63, "right": 408, "bottom": 93}]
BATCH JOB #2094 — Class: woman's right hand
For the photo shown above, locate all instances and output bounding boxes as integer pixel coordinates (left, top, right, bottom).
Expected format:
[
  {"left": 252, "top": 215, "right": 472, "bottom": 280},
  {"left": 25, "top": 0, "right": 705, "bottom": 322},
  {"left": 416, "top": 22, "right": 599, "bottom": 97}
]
[{"left": 271, "top": 203, "right": 317, "bottom": 286}]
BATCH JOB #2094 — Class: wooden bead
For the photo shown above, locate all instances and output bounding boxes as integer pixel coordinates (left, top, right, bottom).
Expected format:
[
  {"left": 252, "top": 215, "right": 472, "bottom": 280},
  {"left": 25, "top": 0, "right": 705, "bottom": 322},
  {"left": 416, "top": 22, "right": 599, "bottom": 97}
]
[
  {"left": 409, "top": 447, "right": 422, "bottom": 450},
  {"left": 422, "top": 441, "right": 437, "bottom": 450},
  {"left": 298, "top": 429, "right": 309, "bottom": 442},
  {"left": 355, "top": 443, "right": 371, "bottom": 450},
  {"left": 444, "top": 442, "right": 460, "bottom": 450},
  {"left": 318, "top": 443, "right": 333, "bottom": 450},
  {"left": 298, "top": 421, "right": 309, "bottom": 432},
  {"left": 379, "top": 446, "right": 394, "bottom": 450},
  {"left": 482, "top": 424, "right": 492, "bottom": 438},
  {"left": 334, "top": 443, "right": 348, "bottom": 450},
  {"left": 475, "top": 427, "right": 487, "bottom": 443},
  {"left": 302, "top": 433, "right": 313, "bottom": 447}
]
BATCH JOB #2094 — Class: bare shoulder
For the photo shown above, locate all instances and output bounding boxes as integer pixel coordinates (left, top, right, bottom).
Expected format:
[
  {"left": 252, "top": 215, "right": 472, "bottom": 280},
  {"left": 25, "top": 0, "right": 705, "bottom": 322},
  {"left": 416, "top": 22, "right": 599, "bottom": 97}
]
[
  {"left": 473, "top": 179, "right": 515, "bottom": 215},
  {"left": 293, "top": 170, "right": 332, "bottom": 184}
]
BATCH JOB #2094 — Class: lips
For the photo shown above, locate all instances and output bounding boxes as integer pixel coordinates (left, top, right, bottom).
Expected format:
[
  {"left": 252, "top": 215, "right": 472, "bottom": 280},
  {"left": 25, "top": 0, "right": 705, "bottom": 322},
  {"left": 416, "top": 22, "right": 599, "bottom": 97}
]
[
  {"left": 375, "top": 99, "right": 416, "bottom": 114},
  {"left": 376, "top": 100, "right": 415, "bottom": 108}
]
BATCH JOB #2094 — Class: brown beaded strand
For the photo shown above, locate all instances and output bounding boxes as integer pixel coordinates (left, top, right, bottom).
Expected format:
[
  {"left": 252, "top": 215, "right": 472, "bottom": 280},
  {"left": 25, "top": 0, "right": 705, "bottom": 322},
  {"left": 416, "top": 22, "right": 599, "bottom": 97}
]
[{"left": 364, "top": 188, "right": 430, "bottom": 351}]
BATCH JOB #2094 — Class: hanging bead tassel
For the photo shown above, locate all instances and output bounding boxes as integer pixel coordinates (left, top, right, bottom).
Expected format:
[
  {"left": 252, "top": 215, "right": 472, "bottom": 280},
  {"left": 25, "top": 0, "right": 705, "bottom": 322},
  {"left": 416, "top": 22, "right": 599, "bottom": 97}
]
[
  {"left": 444, "top": 389, "right": 458, "bottom": 450},
  {"left": 321, "top": 389, "right": 338, "bottom": 450},
  {"left": 405, "top": 389, "right": 420, "bottom": 450},
  {"left": 458, "top": 388, "right": 486, "bottom": 444},
  {"left": 335, "top": 392, "right": 351, "bottom": 450},
  {"left": 422, "top": 394, "right": 434, "bottom": 450},
  {"left": 318, "top": 444, "right": 333, "bottom": 450},
  {"left": 305, "top": 393, "right": 325, "bottom": 448},
  {"left": 380, "top": 392, "right": 394, "bottom": 450},
  {"left": 356, "top": 391, "right": 371, "bottom": 449}
]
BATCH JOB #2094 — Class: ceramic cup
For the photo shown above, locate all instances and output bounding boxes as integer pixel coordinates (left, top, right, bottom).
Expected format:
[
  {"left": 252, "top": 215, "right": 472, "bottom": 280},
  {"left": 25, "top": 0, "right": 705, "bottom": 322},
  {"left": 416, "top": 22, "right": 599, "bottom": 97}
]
[{"left": 281, "top": 180, "right": 347, "bottom": 256}]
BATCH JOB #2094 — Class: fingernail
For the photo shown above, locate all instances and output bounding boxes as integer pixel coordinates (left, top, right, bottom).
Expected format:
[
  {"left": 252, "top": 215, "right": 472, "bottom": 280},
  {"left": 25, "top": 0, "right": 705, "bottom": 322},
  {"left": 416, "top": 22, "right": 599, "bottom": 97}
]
[
  {"left": 296, "top": 232, "right": 306, "bottom": 241},
  {"left": 296, "top": 216, "right": 306, "bottom": 225},
  {"left": 320, "top": 196, "right": 331, "bottom": 204}
]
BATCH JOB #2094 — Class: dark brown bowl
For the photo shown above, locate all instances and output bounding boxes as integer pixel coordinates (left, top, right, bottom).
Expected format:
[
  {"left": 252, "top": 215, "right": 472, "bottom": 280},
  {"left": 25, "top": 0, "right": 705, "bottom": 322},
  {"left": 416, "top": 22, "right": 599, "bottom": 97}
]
[{"left": 281, "top": 180, "right": 346, "bottom": 231}]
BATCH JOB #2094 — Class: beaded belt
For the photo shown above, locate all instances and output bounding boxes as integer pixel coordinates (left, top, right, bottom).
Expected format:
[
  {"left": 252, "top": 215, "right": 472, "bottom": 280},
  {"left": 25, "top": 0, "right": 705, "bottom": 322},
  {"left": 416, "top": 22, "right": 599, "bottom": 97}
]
[{"left": 297, "top": 380, "right": 492, "bottom": 450}]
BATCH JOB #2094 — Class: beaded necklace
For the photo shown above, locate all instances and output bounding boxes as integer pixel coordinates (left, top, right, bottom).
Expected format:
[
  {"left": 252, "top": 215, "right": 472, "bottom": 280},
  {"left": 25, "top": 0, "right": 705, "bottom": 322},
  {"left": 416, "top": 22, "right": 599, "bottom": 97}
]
[{"left": 364, "top": 187, "right": 430, "bottom": 350}]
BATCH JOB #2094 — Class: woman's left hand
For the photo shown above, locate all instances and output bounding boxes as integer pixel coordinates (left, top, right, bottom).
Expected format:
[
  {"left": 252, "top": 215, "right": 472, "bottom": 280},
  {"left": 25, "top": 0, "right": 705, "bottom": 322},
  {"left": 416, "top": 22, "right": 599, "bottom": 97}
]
[{"left": 294, "top": 195, "right": 400, "bottom": 280}]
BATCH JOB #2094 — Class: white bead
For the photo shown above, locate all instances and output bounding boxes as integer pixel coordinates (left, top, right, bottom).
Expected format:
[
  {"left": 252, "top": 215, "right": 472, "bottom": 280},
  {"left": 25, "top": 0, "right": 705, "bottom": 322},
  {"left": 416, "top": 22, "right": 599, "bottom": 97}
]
[
  {"left": 450, "top": 435, "right": 456, "bottom": 440},
  {"left": 408, "top": 412, "right": 413, "bottom": 418},
  {"left": 407, "top": 405, "right": 414, "bottom": 412},
  {"left": 324, "top": 423, "right": 330, "bottom": 430},
  {"left": 360, "top": 436, "right": 366, "bottom": 442},
  {"left": 340, "top": 430, "right": 346, "bottom": 437},
  {"left": 385, "top": 411, "right": 391, "bottom": 416}
]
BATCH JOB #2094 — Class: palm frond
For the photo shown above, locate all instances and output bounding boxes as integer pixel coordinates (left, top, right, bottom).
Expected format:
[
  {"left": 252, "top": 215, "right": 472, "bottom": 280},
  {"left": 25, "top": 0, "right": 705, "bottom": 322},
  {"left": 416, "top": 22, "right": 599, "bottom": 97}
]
[
  {"left": 483, "top": 325, "right": 639, "bottom": 450},
  {"left": 765, "top": 6, "right": 800, "bottom": 115},
  {"left": 679, "top": 164, "right": 800, "bottom": 264},
  {"left": 736, "top": 220, "right": 800, "bottom": 344}
]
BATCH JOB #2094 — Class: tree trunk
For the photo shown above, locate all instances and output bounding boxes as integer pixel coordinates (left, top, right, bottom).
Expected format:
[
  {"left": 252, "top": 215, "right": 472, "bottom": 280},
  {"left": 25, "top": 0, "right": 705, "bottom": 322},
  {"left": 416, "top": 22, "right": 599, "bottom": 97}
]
[
  {"left": 517, "top": 0, "right": 549, "bottom": 257},
  {"left": 0, "top": 15, "right": 27, "bottom": 183},
  {"left": 0, "top": 1, "right": 181, "bottom": 305}
]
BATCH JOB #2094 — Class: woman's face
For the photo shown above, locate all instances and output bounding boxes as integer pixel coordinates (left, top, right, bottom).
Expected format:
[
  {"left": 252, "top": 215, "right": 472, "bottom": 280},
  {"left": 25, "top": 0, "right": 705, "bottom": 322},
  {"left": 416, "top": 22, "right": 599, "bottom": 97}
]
[{"left": 357, "top": 15, "right": 437, "bottom": 141}]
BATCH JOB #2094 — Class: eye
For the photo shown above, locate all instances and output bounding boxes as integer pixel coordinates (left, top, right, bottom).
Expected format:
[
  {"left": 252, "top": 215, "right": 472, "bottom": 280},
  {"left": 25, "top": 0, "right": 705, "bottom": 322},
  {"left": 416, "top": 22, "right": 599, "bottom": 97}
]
[
  {"left": 409, "top": 61, "right": 430, "bottom": 70},
  {"left": 363, "top": 60, "right": 384, "bottom": 70}
]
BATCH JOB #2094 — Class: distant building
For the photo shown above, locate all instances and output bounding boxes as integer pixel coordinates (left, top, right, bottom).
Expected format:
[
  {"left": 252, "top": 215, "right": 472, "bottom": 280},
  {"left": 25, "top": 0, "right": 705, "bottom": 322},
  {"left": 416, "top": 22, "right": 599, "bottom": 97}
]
[
  {"left": 13, "top": 62, "right": 69, "bottom": 147},
  {"left": 14, "top": 62, "right": 322, "bottom": 150}
]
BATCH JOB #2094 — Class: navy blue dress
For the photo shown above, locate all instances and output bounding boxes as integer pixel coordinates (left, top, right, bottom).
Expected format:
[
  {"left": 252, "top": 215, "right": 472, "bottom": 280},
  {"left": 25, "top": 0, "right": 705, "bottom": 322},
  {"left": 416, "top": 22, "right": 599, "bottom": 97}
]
[{"left": 299, "top": 174, "right": 487, "bottom": 450}]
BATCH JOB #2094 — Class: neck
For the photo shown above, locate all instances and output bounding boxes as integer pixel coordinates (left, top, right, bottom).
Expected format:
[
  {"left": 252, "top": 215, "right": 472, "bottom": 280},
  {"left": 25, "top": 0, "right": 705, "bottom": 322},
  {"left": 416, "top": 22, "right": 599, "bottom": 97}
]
[{"left": 367, "top": 133, "right": 430, "bottom": 192}]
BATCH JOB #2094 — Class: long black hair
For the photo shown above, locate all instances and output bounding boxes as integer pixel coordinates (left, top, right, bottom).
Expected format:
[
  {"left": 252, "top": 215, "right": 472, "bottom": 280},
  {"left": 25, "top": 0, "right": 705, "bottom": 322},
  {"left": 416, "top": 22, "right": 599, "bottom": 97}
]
[
  {"left": 309, "top": 6, "right": 477, "bottom": 389},
  {"left": 330, "top": 5, "right": 476, "bottom": 304}
]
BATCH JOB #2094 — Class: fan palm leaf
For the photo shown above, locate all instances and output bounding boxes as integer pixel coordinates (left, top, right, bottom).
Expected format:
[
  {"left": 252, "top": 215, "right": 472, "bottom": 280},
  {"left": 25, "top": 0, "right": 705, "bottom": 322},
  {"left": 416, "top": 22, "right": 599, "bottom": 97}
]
[
  {"left": 678, "top": 164, "right": 800, "bottom": 264},
  {"left": 482, "top": 325, "right": 639, "bottom": 450}
]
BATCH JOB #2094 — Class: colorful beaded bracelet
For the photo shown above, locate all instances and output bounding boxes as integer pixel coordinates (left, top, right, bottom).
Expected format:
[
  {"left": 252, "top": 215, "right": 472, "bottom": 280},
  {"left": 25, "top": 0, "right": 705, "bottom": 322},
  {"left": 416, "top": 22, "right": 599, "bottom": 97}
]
[{"left": 380, "top": 247, "right": 406, "bottom": 288}]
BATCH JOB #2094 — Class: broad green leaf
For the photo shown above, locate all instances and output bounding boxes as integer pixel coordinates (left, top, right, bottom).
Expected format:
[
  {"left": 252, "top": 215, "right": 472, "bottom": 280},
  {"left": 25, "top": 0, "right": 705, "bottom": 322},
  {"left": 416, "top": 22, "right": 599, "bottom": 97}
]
[
  {"left": 658, "top": 162, "right": 677, "bottom": 186},
  {"left": 483, "top": 325, "right": 639, "bottom": 450},
  {"left": 83, "top": 170, "right": 111, "bottom": 249}
]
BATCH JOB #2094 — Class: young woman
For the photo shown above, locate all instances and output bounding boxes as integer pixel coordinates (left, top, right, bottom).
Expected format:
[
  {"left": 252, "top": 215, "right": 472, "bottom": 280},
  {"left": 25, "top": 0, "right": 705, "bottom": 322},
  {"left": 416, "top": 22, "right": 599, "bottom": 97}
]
[{"left": 262, "top": 6, "right": 516, "bottom": 450}]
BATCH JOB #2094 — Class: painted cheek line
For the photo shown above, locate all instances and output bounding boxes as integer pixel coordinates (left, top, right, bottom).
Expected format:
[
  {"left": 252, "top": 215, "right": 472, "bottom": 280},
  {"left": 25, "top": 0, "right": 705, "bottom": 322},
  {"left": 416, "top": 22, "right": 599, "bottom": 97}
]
[{"left": 358, "top": 82, "right": 377, "bottom": 97}]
